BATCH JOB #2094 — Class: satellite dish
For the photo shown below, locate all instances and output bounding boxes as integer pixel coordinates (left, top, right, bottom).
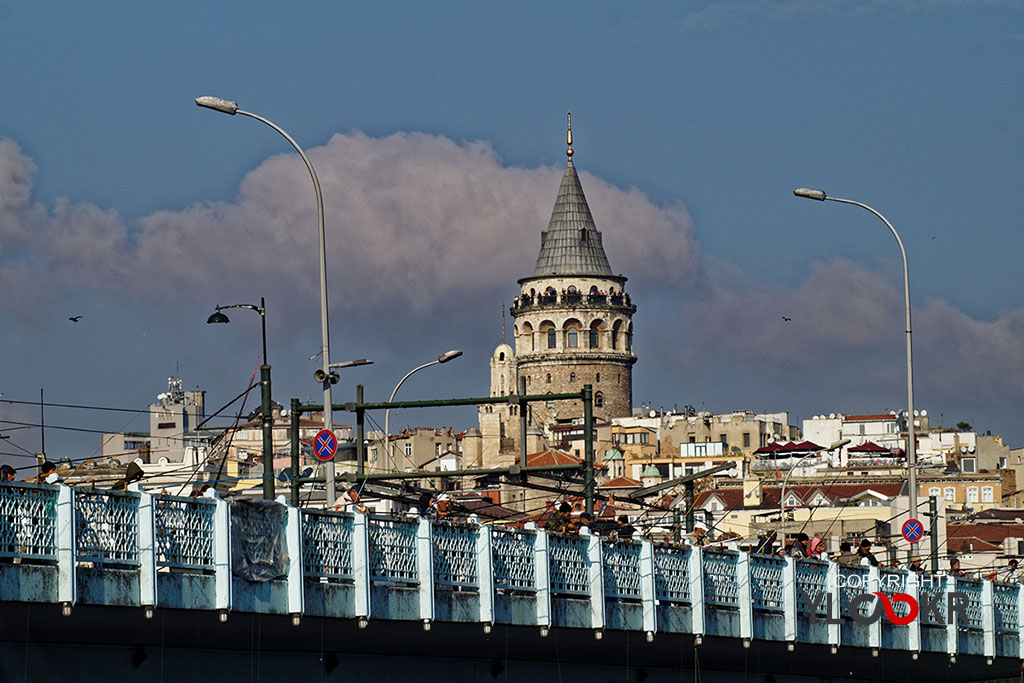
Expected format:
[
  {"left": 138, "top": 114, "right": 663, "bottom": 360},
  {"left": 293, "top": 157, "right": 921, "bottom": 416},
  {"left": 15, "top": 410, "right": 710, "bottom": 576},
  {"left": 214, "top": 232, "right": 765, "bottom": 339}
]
[
  {"left": 968, "top": 446, "right": 976, "bottom": 454},
  {"left": 960, "top": 446, "right": 967, "bottom": 454},
  {"left": 301, "top": 467, "right": 313, "bottom": 478},
  {"left": 890, "top": 410, "right": 897, "bottom": 416},
  {"left": 649, "top": 410, "right": 657, "bottom": 418},
  {"left": 920, "top": 409, "right": 927, "bottom": 417},
  {"left": 829, "top": 413, "right": 836, "bottom": 419},
  {"left": 278, "top": 467, "right": 293, "bottom": 482},
  {"left": 914, "top": 410, "right": 919, "bottom": 417}
]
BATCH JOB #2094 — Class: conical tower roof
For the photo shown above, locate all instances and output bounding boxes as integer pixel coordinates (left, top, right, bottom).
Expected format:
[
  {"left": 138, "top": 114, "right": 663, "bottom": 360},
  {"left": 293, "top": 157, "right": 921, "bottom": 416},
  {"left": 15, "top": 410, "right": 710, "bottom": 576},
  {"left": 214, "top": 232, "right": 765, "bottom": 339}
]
[{"left": 531, "top": 119, "right": 614, "bottom": 277}]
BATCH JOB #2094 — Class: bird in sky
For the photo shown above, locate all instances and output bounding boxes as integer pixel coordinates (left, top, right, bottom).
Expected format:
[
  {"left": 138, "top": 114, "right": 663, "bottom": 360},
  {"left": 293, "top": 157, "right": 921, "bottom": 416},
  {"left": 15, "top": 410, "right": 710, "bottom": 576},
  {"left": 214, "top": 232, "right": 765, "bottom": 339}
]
[
  {"left": 68, "top": 316, "right": 82, "bottom": 322},
  {"left": 781, "top": 316, "right": 792, "bottom": 322}
]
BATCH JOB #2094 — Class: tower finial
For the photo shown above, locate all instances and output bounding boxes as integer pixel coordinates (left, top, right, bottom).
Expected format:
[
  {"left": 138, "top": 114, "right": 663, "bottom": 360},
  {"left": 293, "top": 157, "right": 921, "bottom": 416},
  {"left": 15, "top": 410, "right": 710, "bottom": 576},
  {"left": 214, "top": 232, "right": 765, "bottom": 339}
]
[{"left": 566, "top": 112, "right": 573, "bottom": 159}]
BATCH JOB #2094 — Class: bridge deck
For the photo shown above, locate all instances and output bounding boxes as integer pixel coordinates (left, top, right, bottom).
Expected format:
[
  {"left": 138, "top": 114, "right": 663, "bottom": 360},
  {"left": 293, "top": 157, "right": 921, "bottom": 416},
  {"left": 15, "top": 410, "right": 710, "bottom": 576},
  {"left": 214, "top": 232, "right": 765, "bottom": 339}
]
[{"left": 1, "top": 482, "right": 1021, "bottom": 681}]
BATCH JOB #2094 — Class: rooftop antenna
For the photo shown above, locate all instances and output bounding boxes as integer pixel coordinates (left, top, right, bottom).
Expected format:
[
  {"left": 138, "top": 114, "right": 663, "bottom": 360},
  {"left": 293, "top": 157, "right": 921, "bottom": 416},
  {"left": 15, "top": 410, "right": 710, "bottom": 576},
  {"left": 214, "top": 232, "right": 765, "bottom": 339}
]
[
  {"left": 566, "top": 112, "right": 573, "bottom": 159},
  {"left": 502, "top": 297, "right": 506, "bottom": 345}
]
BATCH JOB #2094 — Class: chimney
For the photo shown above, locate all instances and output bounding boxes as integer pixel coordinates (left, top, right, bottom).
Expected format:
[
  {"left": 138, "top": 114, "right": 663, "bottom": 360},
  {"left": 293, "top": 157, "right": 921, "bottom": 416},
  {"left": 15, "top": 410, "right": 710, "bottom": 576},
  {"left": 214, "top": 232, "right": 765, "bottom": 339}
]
[
  {"left": 743, "top": 476, "right": 762, "bottom": 507},
  {"left": 526, "top": 426, "right": 547, "bottom": 455}
]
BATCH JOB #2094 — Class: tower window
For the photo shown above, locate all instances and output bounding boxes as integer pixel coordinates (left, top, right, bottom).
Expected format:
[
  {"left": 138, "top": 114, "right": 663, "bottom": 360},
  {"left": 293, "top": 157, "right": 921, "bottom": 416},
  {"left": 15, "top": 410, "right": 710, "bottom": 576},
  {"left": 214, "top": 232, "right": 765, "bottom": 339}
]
[
  {"left": 547, "top": 328, "right": 556, "bottom": 348},
  {"left": 589, "top": 327, "right": 598, "bottom": 348},
  {"left": 499, "top": 352, "right": 504, "bottom": 361},
  {"left": 567, "top": 328, "right": 578, "bottom": 348},
  {"left": 596, "top": 373, "right": 600, "bottom": 383},
  {"left": 570, "top": 372, "right": 576, "bottom": 383},
  {"left": 595, "top": 392, "right": 604, "bottom": 408},
  {"left": 546, "top": 374, "right": 551, "bottom": 384}
]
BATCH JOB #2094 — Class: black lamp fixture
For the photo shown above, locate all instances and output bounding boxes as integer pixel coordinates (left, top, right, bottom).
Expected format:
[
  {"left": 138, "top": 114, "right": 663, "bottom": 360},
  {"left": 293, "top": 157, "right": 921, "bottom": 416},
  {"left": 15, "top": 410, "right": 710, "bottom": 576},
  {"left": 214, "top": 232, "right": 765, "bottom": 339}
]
[{"left": 206, "top": 310, "right": 231, "bottom": 325}]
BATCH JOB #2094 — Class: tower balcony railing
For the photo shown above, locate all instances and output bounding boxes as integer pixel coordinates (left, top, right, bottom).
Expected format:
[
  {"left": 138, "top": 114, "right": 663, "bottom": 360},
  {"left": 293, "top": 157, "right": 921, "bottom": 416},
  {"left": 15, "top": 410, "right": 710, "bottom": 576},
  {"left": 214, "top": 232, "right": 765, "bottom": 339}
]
[
  {"left": 512, "top": 292, "right": 633, "bottom": 313},
  {"left": 1, "top": 479, "right": 1022, "bottom": 663}
]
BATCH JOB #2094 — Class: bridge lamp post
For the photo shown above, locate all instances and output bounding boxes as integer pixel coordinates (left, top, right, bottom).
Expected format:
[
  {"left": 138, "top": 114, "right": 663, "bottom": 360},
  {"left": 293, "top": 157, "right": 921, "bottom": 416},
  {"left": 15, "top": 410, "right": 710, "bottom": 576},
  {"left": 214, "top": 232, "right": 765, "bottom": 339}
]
[
  {"left": 793, "top": 188, "right": 919, "bottom": 538},
  {"left": 383, "top": 350, "right": 463, "bottom": 473},
  {"left": 196, "top": 96, "right": 340, "bottom": 506},
  {"left": 207, "top": 298, "right": 275, "bottom": 500}
]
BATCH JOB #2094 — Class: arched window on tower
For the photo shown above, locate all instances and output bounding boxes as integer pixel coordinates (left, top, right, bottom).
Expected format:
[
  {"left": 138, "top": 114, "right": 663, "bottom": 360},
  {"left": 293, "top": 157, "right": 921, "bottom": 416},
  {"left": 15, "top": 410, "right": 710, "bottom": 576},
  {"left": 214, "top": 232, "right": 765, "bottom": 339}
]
[
  {"left": 546, "top": 373, "right": 552, "bottom": 384},
  {"left": 567, "top": 328, "right": 578, "bottom": 348},
  {"left": 589, "top": 326, "right": 598, "bottom": 348},
  {"left": 596, "top": 372, "right": 601, "bottom": 383},
  {"left": 499, "top": 352, "right": 505, "bottom": 361},
  {"left": 547, "top": 328, "right": 556, "bottom": 349},
  {"left": 595, "top": 392, "right": 604, "bottom": 408},
  {"left": 570, "top": 372, "right": 576, "bottom": 383},
  {"left": 626, "top": 324, "right": 633, "bottom": 351}
]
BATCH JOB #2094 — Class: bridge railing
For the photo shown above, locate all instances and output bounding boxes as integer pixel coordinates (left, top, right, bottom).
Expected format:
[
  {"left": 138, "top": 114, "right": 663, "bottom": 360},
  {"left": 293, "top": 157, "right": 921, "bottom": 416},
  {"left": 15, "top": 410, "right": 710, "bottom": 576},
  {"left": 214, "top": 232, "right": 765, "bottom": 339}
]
[
  {"left": 1, "top": 483, "right": 1023, "bottom": 663},
  {"left": 0, "top": 482, "right": 59, "bottom": 562},
  {"left": 153, "top": 494, "right": 216, "bottom": 571}
]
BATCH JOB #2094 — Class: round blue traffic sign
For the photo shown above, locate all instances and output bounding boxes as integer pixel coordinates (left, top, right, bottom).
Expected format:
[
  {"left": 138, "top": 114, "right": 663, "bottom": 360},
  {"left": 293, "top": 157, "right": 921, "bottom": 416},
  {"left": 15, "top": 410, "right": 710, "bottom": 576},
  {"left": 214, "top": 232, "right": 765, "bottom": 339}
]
[
  {"left": 314, "top": 429, "right": 338, "bottom": 462},
  {"left": 902, "top": 518, "right": 924, "bottom": 543}
]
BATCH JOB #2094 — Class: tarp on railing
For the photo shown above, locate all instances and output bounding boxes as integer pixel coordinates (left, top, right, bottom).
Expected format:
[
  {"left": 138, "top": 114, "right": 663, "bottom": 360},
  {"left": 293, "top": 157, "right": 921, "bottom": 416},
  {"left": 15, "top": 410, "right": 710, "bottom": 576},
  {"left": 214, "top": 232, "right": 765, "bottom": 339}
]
[{"left": 230, "top": 499, "right": 288, "bottom": 582}]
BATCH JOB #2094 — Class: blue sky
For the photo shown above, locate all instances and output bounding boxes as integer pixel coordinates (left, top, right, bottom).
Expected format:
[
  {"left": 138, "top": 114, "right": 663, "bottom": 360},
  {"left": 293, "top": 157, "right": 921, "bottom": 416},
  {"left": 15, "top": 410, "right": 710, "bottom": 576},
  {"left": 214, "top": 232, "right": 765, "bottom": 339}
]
[{"left": 2, "top": 1, "right": 1023, "bottom": 469}]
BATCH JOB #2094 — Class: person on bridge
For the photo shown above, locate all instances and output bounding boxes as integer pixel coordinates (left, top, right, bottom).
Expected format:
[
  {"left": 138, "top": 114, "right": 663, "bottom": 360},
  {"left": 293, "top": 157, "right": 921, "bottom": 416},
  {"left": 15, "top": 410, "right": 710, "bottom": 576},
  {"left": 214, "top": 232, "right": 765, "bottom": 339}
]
[
  {"left": 786, "top": 533, "right": 810, "bottom": 558},
  {"left": 856, "top": 539, "right": 879, "bottom": 567},
  {"left": 545, "top": 502, "right": 572, "bottom": 534},
  {"left": 0, "top": 464, "right": 15, "bottom": 482},
  {"left": 835, "top": 542, "right": 857, "bottom": 565},
  {"left": 686, "top": 521, "right": 709, "bottom": 548}
]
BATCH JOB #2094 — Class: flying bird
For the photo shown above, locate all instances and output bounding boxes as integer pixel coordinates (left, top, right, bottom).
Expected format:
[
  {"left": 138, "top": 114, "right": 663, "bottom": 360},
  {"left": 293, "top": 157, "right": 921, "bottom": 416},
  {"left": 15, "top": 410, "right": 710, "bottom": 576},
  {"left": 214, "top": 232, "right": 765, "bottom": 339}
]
[
  {"left": 68, "top": 316, "right": 82, "bottom": 322},
  {"left": 781, "top": 316, "right": 791, "bottom": 322}
]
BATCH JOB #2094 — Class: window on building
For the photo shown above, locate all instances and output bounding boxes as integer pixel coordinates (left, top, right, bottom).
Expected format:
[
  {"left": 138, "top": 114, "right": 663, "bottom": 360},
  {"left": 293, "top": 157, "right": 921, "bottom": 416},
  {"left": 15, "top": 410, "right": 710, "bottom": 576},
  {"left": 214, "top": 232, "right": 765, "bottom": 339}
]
[
  {"left": 435, "top": 443, "right": 441, "bottom": 457},
  {"left": 743, "top": 433, "right": 751, "bottom": 448},
  {"left": 596, "top": 372, "right": 600, "bottom": 383},
  {"left": 967, "top": 486, "right": 979, "bottom": 505},
  {"left": 404, "top": 443, "right": 412, "bottom": 456},
  {"left": 547, "top": 328, "right": 556, "bottom": 348},
  {"left": 567, "top": 328, "right": 578, "bottom": 348},
  {"left": 859, "top": 424, "right": 865, "bottom": 435},
  {"left": 928, "top": 487, "right": 940, "bottom": 498},
  {"left": 962, "top": 458, "right": 976, "bottom": 473},
  {"left": 570, "top": 372, "right": 576, "bottom": 382},
  {"left": 982, "top": 486, "right": 994, "bottom": 503},
  {"left": 546, "top": 373, "right": 551, "bottom": 383},
  {"left": 589, "top": 327, "right": 599, "bottom": 348},
  {"left": 595, "top": 393, "right": 604, "bottom": 408},
  {"left": 689, "top": 435, "right": 696, "bottom": 443},
  {"left": 157, "top": 421, "right": 176, "bottom": 430},
  {"left": 944, "top": 487, "right": 956, "bottom": 502}
]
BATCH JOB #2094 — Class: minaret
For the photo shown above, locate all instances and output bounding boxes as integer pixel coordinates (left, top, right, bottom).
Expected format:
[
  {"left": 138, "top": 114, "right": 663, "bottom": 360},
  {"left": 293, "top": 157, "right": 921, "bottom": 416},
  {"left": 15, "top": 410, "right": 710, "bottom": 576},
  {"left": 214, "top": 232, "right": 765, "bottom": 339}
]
[{"left": 510, "top": 114, "right": 636, "bottom": 425}]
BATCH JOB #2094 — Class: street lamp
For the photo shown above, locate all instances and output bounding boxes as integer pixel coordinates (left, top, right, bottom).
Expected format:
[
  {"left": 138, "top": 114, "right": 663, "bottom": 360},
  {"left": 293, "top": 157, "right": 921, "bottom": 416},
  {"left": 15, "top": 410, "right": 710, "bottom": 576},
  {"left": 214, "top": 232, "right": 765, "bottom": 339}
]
[
  {"left": 207, "top": 298, "right": 274, "bottom": 499},
  {"left": 793, "top": 188, "right": 919, "bottom": 531},
  {"left": 383, "top": 350, "right": 463, "bottom": 472},
  {"left": 197, "top": 96, "right": 340, "bottom": 506}
]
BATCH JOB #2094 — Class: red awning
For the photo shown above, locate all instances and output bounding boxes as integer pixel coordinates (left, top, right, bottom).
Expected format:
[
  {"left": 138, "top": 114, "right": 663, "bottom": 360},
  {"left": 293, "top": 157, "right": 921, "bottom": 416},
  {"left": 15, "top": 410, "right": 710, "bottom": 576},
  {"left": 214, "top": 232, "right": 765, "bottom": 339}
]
[{"left": 849, "top": 441, "right": 890, "bottom": 453}]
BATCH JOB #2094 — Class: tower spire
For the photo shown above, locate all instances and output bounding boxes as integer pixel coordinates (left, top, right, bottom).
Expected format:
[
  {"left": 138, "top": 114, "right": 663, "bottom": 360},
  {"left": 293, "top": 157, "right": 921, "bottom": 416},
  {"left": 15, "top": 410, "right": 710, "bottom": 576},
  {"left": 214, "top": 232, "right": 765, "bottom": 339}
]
[{"left": 566, "top": 112, "right": 573, "bottom": 159}]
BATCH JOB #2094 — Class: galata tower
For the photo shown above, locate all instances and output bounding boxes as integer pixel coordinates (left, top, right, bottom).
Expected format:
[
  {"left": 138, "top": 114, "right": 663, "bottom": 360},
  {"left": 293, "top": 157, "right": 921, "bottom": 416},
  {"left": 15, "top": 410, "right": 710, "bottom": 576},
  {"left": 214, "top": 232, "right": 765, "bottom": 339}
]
[{"left": 510, "top": 115, "right": 636, "bottom": 425}]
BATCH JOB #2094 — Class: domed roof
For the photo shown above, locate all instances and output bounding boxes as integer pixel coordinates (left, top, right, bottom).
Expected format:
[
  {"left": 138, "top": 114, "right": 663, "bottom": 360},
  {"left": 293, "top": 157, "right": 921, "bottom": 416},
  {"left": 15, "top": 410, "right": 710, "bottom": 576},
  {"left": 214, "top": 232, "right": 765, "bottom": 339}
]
[
  {"left": 492, "top": 343, "right": 513, "bottom": 360},
  {"left": 641, "top": 464, "right": 661, "bottom": 478}
]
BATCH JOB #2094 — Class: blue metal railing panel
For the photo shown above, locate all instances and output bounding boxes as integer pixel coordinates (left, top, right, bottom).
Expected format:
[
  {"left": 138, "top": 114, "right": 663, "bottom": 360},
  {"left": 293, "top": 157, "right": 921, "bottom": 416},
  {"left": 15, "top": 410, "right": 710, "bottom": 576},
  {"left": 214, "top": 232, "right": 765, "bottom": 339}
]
[
  {"left": 992, "top": 582, "right": 1018, "bottom": 633},
  {"left": 602, "top": 539, "right": 642, "bottom": 600},
  {"left": 548, "top": 534, "right": 589, "bottom": 596},
  {"left": 432, "top": 521, "right": 478, "bottom": 588},
  {"left": 795, "top": 559, "right": 830, "bottom": 616},
  {"left": 702, "top": 549, "right": 740, "bottom": 608},
  {"left": 749, "top": 553, "right": 786, "bottom": 612},
  {"left": 153, "top": 494, "right": 216, "bottom": 570},
  {"left": 839, "top": 564, "right": 873, "bottom": 619},
  {"left": 653, "top": 545, "right": 691, "bottom": 604},
  {"left": 918, "top": 573, "right": 947, "bottom": 626},
  {"left": 957, "top": 578, "right": 984, "bottom": 631},
  {"left": 74, "top": 489, "right": 140, "bottom": 566},
  {"left": 301, "top": 509, "right": 354, "bottom": 580},
  {"left": 368, "top": 516, "right": 419, "bottom": 583},
  {"left": 876, "top": 570, "right": 912, "bottom": 620},
  {"left": 491, "top": 527, "right": 536, "bottom": 591},
  {"left": 0, "top": 483, "right": 59, "bottom": 561}
]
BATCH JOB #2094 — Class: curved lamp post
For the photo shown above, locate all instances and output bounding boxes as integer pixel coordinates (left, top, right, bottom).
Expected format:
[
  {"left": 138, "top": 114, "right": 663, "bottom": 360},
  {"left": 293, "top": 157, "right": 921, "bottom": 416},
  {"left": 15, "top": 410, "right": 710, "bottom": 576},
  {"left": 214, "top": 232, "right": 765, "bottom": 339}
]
[
  {"left": 207, "top": 298, "right": 274, "bottom": 499},
  {"left": 793, "top": 188, "right": 918, "bottom": 535},
  {"left": 383, "top": 350, "right": 463, "bottom": 472},
  {"left": 197, "top": 96, "right": 339, "bottom": 506}
]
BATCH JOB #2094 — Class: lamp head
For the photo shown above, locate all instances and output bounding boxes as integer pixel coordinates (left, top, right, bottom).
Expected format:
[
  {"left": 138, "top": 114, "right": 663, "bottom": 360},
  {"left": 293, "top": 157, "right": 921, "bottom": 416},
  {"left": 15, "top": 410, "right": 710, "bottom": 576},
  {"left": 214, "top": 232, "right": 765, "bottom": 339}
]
[
  {"left": 438, "top": 350, "right": 463, "bottom": 364},
  {"left": 195, "top": 96, "right": 239, "bottom": 115},
  {"left": 793, "top": 188, "right": 827, "bottom": 201},
  {"left": 206, "top": 311, "right": 231, "bottom": 324}
]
